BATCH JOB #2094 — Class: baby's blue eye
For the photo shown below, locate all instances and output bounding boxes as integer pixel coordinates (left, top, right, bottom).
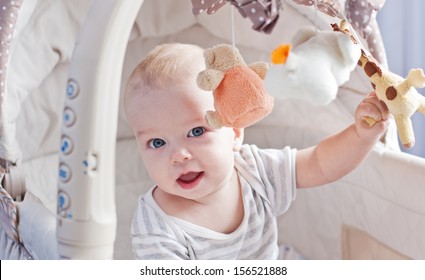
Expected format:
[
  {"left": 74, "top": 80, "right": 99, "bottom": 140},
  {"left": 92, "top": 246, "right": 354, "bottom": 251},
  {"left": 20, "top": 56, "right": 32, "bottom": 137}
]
[
  {"left": 188, "top": 127, "right": 205, "bottom": 137},
  {"left": 148, "top": 138, "right": 165, "bottom": 149}
]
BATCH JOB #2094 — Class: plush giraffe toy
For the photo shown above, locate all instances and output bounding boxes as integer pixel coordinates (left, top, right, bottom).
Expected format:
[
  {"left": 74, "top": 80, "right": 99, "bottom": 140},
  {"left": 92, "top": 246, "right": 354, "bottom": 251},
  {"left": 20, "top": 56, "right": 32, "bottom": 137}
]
[{"left": 332, "top": 21, "right": 425, "bottom": 149}]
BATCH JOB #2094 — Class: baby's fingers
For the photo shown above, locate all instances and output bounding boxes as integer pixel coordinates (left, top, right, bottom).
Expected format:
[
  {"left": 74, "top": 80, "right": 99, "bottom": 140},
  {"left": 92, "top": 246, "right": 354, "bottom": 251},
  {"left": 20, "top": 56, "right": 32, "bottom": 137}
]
[{"left": 358, "top": 93, "right": 389, "bottom": 124}]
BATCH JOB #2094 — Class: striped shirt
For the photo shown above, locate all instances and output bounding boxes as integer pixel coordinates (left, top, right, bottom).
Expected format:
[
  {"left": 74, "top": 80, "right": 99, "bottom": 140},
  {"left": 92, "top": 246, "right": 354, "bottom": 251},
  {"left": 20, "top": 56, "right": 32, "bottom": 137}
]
[{"left": 131, "top": 144, "right": 297, "bottom": 259}]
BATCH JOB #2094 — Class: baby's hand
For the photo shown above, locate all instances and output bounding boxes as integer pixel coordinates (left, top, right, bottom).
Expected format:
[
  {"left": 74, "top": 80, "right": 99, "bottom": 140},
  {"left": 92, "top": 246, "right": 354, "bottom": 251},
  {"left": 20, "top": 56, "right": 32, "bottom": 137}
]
[{"left": 355, "top": 92, "right": 390, "bottom": 142}]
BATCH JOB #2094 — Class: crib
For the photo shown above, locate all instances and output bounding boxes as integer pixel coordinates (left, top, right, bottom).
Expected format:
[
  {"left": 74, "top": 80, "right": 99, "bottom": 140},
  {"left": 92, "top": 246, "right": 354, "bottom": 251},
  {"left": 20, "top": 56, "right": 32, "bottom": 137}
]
[{"left": 1, "top": 0, "right": 425, "bottom": 260}]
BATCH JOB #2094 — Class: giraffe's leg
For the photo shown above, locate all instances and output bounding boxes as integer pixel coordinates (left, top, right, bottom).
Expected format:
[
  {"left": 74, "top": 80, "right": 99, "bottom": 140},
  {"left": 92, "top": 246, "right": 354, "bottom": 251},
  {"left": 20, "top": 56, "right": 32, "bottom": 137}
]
[
  {"left": 394, "top": 115, "right": 415, "bottom": 149},
  {"left": 416, "top": 93, "right": 425, "bottom": 115}
]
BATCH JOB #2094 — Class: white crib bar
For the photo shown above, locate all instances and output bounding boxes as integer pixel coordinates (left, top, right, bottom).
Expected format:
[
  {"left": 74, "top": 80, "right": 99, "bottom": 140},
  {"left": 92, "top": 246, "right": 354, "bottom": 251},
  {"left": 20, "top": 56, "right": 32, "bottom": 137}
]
[{"left": 57, "top": 0, "right": 144, "bottom": 259}]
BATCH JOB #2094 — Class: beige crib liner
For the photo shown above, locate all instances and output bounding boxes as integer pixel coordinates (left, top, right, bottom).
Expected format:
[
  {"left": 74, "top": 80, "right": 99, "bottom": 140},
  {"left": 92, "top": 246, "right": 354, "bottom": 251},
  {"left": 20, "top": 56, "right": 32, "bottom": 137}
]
[{"left": 342, "top": 225, "right": 410, "bottom": 260}]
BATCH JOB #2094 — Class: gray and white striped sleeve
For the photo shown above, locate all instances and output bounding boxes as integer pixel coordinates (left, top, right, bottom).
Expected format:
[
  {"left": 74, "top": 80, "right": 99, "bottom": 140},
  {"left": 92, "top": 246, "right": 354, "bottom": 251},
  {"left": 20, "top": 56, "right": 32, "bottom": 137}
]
[
  {"left": 131, "top": 196, "right": 189, "bottom": 260},
  {"left": 238, "top": 145, "right": 297, "bottom": 217}
]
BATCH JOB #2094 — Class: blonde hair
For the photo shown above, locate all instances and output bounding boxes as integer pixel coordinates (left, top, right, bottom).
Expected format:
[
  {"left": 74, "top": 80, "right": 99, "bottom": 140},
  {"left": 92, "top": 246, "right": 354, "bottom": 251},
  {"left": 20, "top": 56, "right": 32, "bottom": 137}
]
[{"left": 124, "top": 43, "right": 205, "bottom": 108}]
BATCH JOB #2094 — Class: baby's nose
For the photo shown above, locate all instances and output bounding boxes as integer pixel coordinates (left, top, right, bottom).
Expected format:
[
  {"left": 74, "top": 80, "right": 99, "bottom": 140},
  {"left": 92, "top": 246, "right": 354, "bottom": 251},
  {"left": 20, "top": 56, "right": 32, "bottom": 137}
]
[{"left": 170, "top": 147, "right": 192, "bottom": 165}]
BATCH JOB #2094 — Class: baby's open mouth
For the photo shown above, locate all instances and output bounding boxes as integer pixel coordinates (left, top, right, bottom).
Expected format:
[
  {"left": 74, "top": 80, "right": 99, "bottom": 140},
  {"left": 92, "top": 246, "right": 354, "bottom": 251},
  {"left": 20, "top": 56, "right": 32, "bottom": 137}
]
[{"left": 177, "top": 172, "right": 204, "bottom": 189}]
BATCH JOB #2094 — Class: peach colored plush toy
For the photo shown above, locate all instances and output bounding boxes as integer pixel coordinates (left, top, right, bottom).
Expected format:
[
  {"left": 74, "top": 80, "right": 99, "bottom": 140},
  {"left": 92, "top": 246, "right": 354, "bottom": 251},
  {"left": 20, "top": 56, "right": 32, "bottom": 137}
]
[
  {"left": 197, "top": 44, "right": 274, "bottom": 128},
  {"left": 333, "top": 21, "right": 425, "bottom": 149}
]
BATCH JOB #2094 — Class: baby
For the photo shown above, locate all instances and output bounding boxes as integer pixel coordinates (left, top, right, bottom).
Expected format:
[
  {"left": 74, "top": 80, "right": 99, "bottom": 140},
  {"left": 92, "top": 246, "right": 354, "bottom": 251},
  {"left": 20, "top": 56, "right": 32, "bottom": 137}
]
[{"left": 124, "top": 43, "right": 389, "bottom": 259}]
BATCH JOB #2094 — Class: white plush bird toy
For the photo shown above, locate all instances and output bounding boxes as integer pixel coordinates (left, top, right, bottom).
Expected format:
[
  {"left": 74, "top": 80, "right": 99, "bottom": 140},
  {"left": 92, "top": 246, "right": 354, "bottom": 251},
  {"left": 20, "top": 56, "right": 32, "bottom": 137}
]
[{"left": 264, "top": 25, "right": 361, "bottom": 105}]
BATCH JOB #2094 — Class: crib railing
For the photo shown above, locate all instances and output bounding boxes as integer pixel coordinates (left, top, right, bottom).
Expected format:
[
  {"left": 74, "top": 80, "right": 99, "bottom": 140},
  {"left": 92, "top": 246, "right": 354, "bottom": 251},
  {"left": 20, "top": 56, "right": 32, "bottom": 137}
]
[{"left": 57, "top": 0, "right": 144, "bottom": 259}]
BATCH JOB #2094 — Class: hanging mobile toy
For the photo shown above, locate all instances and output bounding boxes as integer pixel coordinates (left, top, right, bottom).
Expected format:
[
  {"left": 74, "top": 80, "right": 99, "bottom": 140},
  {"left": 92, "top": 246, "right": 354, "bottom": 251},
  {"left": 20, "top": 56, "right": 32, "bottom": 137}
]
[
  {"left": 197, "top": 44, "right": 273, "bottom": 129},
  {"left": 264, "top": 23, "right": 361, "bottom": 105},
  {"left": 333, "top": 20, "right": 425, "bottom": 149}
]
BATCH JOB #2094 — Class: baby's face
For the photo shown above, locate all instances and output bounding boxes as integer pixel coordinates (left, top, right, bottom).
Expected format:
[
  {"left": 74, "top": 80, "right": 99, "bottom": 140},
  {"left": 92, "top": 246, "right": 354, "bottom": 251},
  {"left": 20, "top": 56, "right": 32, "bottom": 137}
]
[{"left": 126, "top": 83, "right": 240, "bottom": 201}]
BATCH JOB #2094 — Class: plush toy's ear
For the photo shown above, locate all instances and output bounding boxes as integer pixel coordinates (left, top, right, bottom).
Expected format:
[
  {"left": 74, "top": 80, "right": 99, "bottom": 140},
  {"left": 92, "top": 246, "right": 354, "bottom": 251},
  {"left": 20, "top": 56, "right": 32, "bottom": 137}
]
[
  {"left": 291, "top": 26, "right": 317, "bottom": 48},
  {"left": 335, "top": 33, "right": 361, "bottom": 67},
  {"left": 248, "top": 61, "right": 270, "bottom": 79},
  {"left": 197, "top": 69, "right": 224, "bottom": 91},
  {"left": 203, "top": 47, "right": 215, "bottom": 66}
]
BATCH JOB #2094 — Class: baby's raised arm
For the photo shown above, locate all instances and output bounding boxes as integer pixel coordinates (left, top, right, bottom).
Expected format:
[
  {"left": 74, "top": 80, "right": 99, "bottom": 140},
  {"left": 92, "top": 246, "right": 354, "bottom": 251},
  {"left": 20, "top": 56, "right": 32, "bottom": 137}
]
[{"left": 295, "top": 92, "right": 389, "bottom": 188}]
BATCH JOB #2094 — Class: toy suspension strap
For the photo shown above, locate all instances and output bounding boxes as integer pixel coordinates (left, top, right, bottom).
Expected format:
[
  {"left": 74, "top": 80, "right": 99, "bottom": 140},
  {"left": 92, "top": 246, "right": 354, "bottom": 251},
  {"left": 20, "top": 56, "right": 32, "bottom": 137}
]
[
  {"left": 313, "top": 0, "right": 318, "bottom": 32},
  {"left": 231, "top": 4, "right": 236, "bottom": 49}
]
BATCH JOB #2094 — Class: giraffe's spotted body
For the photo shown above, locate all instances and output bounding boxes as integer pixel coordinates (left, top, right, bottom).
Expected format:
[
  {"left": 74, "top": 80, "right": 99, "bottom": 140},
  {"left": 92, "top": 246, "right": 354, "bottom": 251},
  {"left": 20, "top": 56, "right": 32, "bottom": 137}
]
[{"left": 333, "top": 21, "right": 425, "bottom": 149}]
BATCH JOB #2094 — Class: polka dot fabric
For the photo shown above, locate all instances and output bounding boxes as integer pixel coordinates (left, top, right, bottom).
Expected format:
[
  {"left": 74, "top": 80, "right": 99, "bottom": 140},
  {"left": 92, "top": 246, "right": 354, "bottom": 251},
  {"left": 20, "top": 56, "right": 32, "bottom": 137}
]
[
  {"left": 0, "top": 0, "right": 22, "bottom": 113},
  {"left": 0, "top": 0, "right": 23, "bottom": 244},
  {"left": 191, "top": 0, "right": 282, "bottom": 34},
  {"left": 191, "top": 0, "right": 227, "bottom": 15},
  {"left": 345, "top": 0, "right": 387, "bottom": 66},
  {"left": 292, "top": 0, "right": 345, "bottom": 18}
]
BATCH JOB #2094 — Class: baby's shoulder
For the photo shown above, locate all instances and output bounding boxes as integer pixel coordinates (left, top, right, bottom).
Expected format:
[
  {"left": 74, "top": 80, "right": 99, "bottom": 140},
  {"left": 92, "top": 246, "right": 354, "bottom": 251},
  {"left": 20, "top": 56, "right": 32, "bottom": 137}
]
[{"left": 133, "top": 193, "right": 183, "bottom": 238}]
